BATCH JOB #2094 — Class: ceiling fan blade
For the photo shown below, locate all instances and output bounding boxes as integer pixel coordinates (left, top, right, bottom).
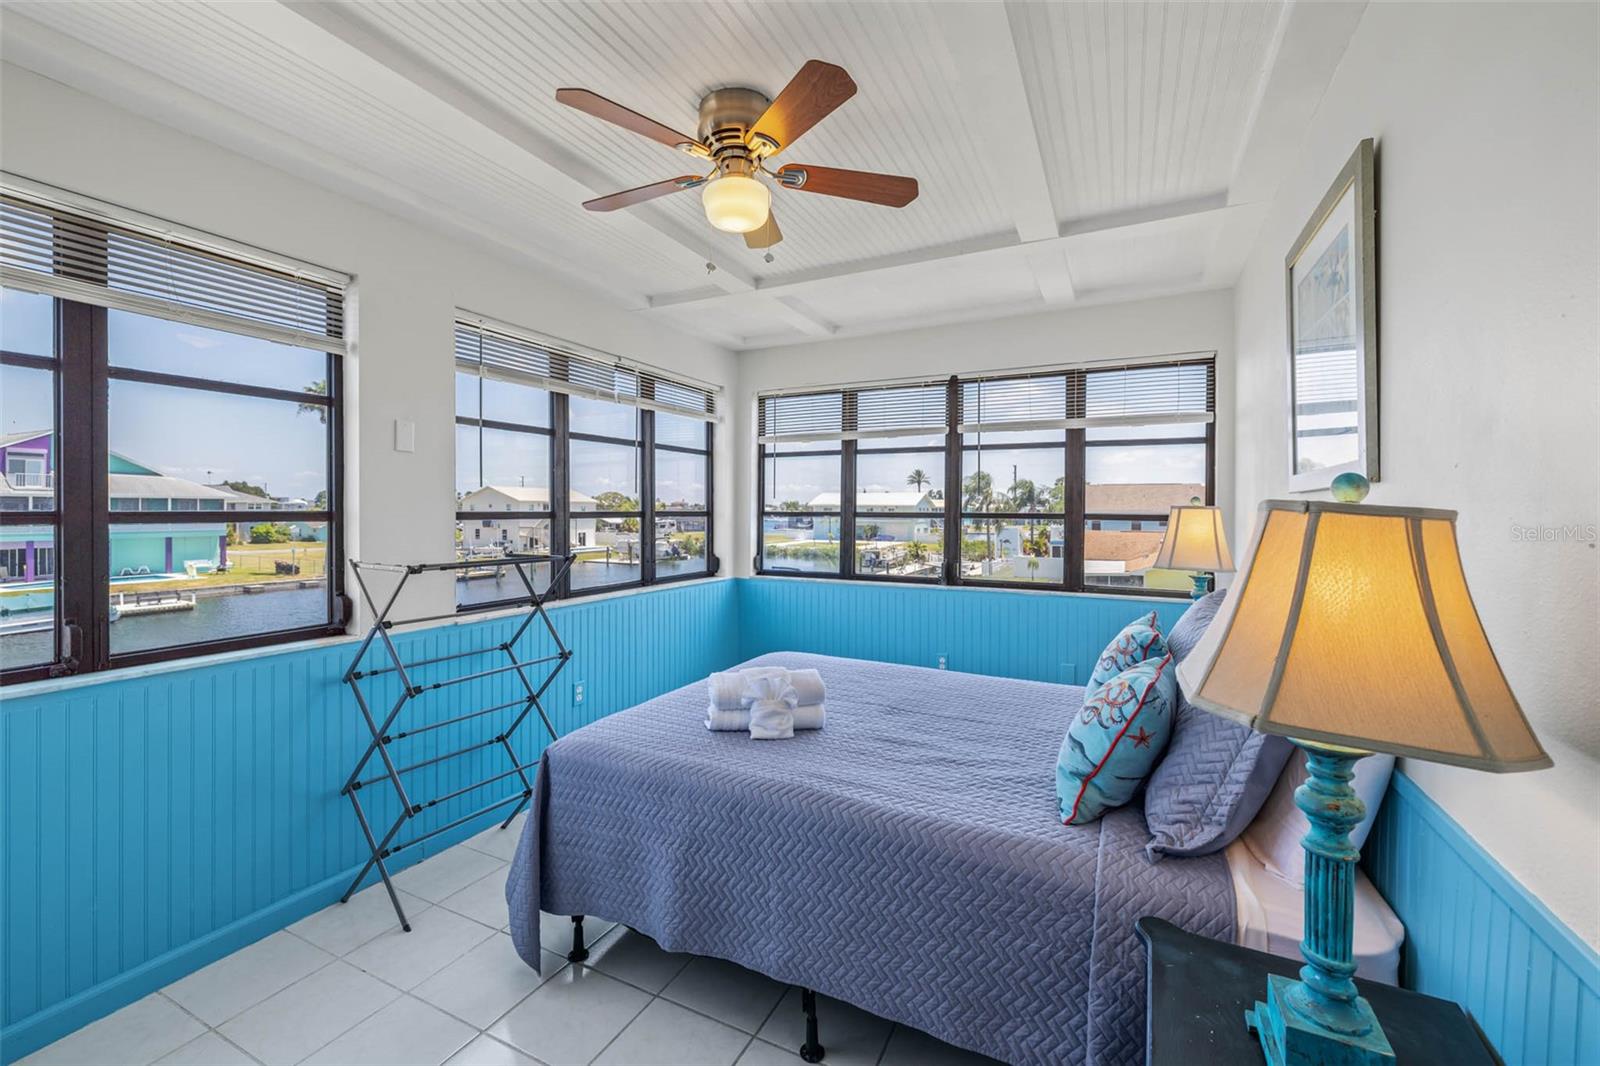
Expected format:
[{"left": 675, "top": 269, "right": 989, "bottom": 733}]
[
  {"left": 774, "top": 164, "right": 918, "bottom": 207},
  {"left": 747, "top": 60, "right": 857, "bottom": 155},
  {"left": 556, "top": 88, "right": 706, "bottom": 154},
  {"left": 583, "top": 176, "right": 706, "bottom": 212},
  {"left": 744, "top": 212, "right": 783, "bottom": 250}
]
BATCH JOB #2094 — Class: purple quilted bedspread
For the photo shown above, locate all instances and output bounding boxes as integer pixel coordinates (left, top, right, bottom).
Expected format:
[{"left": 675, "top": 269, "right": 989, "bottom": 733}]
[{"left": 507, "top": 652, "right": 1234, "bottom": 1065}]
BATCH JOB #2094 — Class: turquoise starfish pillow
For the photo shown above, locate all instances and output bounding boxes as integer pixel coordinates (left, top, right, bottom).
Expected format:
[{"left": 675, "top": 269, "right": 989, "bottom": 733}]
[
  {"left": 1085, "top": 610, "right": 1168, "bottom": 695},
  {"left": 1058, "top": 653, "right": 1178, "bottom": 826}
]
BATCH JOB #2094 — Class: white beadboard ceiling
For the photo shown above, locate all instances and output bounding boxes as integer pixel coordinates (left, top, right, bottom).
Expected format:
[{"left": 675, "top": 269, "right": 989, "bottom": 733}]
[{"left": 0, "top": 0, "right": 1366, "bottom": 350}]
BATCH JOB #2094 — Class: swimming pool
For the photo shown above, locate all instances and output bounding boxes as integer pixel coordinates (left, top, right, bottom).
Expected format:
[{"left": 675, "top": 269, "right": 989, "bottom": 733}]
[{"left": 0, "top": 573, "right": 184, "bottom": 615}]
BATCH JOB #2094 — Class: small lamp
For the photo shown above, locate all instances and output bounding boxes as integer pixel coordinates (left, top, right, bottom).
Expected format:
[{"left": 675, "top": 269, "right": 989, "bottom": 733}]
[
  {"left": 1177, "top": 480, "right": 1550, "bottom": 1066},
  {"left": 1151, "top": 500, "right": 1235, "bottom": 599}
]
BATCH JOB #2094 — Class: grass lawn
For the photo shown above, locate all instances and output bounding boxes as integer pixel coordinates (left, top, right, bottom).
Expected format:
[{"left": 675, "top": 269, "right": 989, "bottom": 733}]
[{"left": 116, "top": 541, "right": 327, "bottom": 594}]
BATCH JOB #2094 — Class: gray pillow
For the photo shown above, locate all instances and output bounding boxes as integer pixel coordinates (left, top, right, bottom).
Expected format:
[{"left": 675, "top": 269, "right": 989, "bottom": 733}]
[{"left": 1144, "top": 590, "right": 1295, "bottom": 858}]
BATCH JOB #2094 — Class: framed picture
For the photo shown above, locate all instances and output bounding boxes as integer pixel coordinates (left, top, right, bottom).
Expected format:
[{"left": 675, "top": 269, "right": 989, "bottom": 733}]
[{"left": 1285, "top": 138, "right": 1378, "bottom": 492}]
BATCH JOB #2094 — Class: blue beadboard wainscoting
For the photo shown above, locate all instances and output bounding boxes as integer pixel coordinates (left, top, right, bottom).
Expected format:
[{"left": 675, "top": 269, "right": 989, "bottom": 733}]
[
  {"left": 0, "top": 578, "right": 740, "bottom": 1062},
  {"left": 6, "top": 574, "right": 1596, "bottom": 1064},
  {"left": 737, "top": 577, "right": 1189, "bottom": 685},
  {"left": 1364, "top": 772, "right": 1600, "bottom": 1064}
]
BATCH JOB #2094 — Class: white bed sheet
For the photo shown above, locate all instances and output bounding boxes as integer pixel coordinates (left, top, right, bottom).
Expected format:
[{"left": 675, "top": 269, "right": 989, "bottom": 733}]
[{"left": 1225, "top": 840, "right": 1406, "bottom": 985}]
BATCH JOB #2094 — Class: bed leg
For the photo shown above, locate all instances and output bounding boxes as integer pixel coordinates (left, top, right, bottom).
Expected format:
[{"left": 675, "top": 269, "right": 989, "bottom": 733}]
[
  {"left": 567, "top": 915, "right": 590, "bottom": 963},
  {"left": 799, "top": 988, "right": 826, "bottom": 1063}
]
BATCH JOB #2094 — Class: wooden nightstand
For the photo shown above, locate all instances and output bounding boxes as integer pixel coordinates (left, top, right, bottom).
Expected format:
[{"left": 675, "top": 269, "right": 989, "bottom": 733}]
[{"left": 1136, "top": 917, "right": 1501, "bottom": 1065}]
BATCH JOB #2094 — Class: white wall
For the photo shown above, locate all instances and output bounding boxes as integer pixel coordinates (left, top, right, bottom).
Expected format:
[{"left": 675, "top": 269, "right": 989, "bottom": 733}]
[
  {"left": 733, "top": 289, "right": 1236, "bottom": 577},
  {"left": 0, "top": 64, "right": 737, "bottom": 618},
  {"left": 1231, "top": 3, "right": 1599, "bottom": 945}
]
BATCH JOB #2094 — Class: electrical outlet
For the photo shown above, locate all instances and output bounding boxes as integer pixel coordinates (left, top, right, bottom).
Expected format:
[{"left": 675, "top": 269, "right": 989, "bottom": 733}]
[
  {"left": 1062, "top": 662, "right": 1077, "bottom": 684},
  {"left": 572, "top": 680, "right": 585, "bottom": 704},
  {"left": 936, "top": 654, "right": 948, "bottom": 671}
]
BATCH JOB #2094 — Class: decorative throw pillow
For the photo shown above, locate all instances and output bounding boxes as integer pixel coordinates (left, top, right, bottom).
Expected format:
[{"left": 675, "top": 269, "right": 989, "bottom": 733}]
[
  {"left": 1165, "top": 588, "right": 1227, "bottom": 664},
  {"left": 1058, "top": 653, "right": 1178, "bottom": 826},
  {"left": 1242, "top": 748, "right": 1396, "bottom": 886},
  {"left": 1086, "top": 610, "right": 1168, "bottom": 694},
  {"left": 1143, "top": 590, "right": 1296, "bottom": 858}
]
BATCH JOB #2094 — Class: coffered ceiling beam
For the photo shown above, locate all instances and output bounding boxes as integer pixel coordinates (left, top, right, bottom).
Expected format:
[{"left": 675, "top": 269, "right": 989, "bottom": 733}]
[
  {"left": 275, "top": 1, "right": 839, "bottom": 337},
  {"left": 265, "top": 3, "right": 750, "bottom": 290},
  {"left": 934, "top": 0, "right": 1061, "bottom": 246},
  {"left": 932, "top": 0, "right": 1072, "bottom": 307},
  {"left": 644, "top": 193, "right": 1225, "bottom": 320},
  {"left": 0, "top": 12, "right": 650, "bottom": 307}
]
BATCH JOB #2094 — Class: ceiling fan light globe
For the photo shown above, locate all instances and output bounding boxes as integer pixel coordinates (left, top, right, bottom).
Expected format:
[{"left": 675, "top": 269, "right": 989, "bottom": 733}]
[{"left": 701, "top": 174, "right": 770, "bottom": 233}]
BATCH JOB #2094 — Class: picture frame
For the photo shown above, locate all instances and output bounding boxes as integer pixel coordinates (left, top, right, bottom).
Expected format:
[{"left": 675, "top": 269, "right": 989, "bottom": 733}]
[{"left": 1285, "top": 138, "right": 1378, "bottom": 493}]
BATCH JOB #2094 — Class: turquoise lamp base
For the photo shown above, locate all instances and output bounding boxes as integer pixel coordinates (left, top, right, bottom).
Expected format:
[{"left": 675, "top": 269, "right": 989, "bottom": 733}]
[
  {"left": 1188, "top": 572, "right": 1212, "bottom": 599},
  {"left": 1244, "top": 742, "right": 1396, "bottom": 1066},
  {"left": 1247, "top": 973, "right": 1395, "bottom": 1065}
]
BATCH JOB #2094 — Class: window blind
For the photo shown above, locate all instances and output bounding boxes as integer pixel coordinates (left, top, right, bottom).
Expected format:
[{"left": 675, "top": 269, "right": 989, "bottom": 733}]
[
  {"left": 853, "top": 381, "right": 948, "bottom": 440},
  {"left": 959, "top": 359, "right": 1214, "bottom": 432},
  {"left": 0, "top": 184, "right": 347, "bottom": 354},
  {"left": 958, "top": 374, "right": 1069, "bottom": 434},
  {"left": 454, "top": 318, "right": 718, "bottom": 421},
  {"left": 757, "top": 380, "right": 947, "bottom": 443},
  {"left": 756, "top": 390, "right": 844, "bottom": 442},
  {"left": 1077, "top": 360, "right": 1214, "bottom": 428}
]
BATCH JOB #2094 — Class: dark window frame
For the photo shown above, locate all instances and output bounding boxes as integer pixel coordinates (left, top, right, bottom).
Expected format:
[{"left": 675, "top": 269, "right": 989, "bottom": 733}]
[
  {"left": 755, "top": 359, "right": 1215, "bottom": 599},
  {"left": 453, "top": 382, "right": 717, "bottom": 610},
  {"left": 1, "top": 286, "right": 346, "bottom": 686}
]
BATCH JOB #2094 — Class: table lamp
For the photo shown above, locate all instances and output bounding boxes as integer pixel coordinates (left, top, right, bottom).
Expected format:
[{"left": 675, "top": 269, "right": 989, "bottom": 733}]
[
  {"left": 1176, "top": 479, "right": 1551, "bottom": 1066},
  {"left": 1151, "top": 500, "right": 1235, "bottom": 599}
]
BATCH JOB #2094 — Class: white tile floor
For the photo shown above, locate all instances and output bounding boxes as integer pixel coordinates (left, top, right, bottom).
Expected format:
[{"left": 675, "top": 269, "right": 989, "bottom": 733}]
[{"left": 19, "top": 818, "right": 1004, "bottom": 1066}]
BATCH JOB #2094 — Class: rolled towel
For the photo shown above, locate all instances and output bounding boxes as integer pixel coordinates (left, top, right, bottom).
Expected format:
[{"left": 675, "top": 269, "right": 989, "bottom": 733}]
[
  {"left": 746, "top": 672, "right": 797, "bottom": 741},
  {"left": 707, "top": 667, "right": 788, "bottom": 711},
  {"left": 706, "top": 702, "right": 826, "bottom": 732},
  {"left": 785, "top": 668, "right": 826, "bottom": 707},
  {"left": 707, "top": 667, "right": 826, "bottom": 710}
]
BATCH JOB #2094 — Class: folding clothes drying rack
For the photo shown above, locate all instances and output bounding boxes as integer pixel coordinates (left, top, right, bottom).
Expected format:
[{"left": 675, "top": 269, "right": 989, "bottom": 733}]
[{"left": 340, "top": 553, "right": 574, "bottom": 931}]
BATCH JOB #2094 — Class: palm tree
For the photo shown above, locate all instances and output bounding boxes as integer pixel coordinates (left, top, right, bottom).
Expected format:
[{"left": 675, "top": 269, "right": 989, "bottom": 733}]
[
  {"left": 906, "top": 468, "right": 929, "bottom": 493},
  {"left": 297, "top": 379, "right": 328, "bottom": 424},
  {"left": 962, "top": 470, "right": 996, "bottom": 565},
  {"left": 1007, "top": 478, "right": 1041, "bottom": 556}
]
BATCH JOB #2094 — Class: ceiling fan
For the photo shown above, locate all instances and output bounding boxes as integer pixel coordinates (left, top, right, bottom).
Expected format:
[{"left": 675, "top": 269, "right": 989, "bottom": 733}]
[{"left": 556, "top": 60, "right": 919, "bottom": 250}]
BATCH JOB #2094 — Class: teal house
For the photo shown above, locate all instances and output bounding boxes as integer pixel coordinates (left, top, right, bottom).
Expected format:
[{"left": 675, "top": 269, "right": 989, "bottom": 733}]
[{"left": 0, "top": 431, "right": 231, "bottom": 584}]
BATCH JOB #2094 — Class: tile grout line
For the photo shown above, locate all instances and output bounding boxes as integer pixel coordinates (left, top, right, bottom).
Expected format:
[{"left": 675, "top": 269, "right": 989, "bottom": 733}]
[
  {"left": 151, "top": 992, "right": 267, "bottom": 1066},
  {"left": 581, "top": 986, "right": 659, "bottom": 1066},
  {"left": 876, "top": 1022, "right": 899, "bottom": 1065}
]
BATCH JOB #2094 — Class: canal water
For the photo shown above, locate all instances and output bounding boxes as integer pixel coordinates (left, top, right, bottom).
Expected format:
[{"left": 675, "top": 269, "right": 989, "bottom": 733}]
[{"left": 1, "top": 584, "right": 328, "bottom": 668}]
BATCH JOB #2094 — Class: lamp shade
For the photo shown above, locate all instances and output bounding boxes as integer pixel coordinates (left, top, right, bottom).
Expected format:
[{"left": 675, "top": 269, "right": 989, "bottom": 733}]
[
  {"left": 1152, "top": 504, "right": 1235, "bottom": 572},
  {"left": 1176, "top": 499, "right": 1550, "bottom": 771}
]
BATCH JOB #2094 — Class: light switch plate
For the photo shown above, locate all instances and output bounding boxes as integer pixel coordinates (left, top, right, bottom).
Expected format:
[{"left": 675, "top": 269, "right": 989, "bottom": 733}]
[{"left": 394, "top": 419, "right": 416, "bottom": 453}]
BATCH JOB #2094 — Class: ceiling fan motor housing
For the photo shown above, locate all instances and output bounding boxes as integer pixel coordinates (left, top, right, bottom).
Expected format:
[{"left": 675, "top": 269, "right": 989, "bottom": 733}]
[{"left": 696, "top": 87, "right": 774, "bottom": 177}]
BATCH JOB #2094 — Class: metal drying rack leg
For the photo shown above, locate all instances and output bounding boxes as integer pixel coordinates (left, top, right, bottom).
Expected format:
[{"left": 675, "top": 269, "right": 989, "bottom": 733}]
[{"left": 339, "top": 554, "right": 575, "bottom": 931}]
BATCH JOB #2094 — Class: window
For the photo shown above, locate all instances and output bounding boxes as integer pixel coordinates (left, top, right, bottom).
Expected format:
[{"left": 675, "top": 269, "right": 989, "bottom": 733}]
[
  {"left": 453, "top": 317, "right": 718, "bottom": 607},
  {"left": 654, "top": 411, "right": 711, "bottom": 581},
  {"left": 758, "top": 392, "right": 845, "bottom": 575},
  {"left": 755, "top": 358, "right": 1214, "bottom": 597},
  {"left": 1, "top": 184, "right": 347, "bottom": 684}
]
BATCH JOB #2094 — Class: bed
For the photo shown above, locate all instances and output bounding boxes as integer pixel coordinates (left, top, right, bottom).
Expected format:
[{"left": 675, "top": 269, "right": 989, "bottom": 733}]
[{"left": 507, "top": 651, "right": 1247, "bottom": 1065}]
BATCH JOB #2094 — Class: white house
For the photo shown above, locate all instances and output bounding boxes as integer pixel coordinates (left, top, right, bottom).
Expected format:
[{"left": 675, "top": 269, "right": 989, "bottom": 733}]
[
  {"left": 807, "top": 490, "right": 940, "bottom": 542},
  {"left": 457, "top": 485, "right": 598, "bottom": 554}
]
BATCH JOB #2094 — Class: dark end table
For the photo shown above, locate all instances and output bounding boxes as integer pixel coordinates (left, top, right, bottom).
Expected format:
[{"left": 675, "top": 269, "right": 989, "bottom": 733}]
[{"left": 1136, "top": 917, "right": 1501, "bottom": 1065}]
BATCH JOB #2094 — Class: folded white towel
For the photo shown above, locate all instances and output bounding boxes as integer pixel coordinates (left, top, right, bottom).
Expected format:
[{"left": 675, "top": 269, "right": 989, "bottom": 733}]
[
  {"left": 707, "top": 667, "right": 826, "bottom": 710},
  {"left": 745, "top": 673, "right": 797, "bottom": 740},
  {"left": 705, "top": 703, "right": 826, "bottom": 732},
  {"left": 707, "top": 667, "right": 789, "bottom": 711}
]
